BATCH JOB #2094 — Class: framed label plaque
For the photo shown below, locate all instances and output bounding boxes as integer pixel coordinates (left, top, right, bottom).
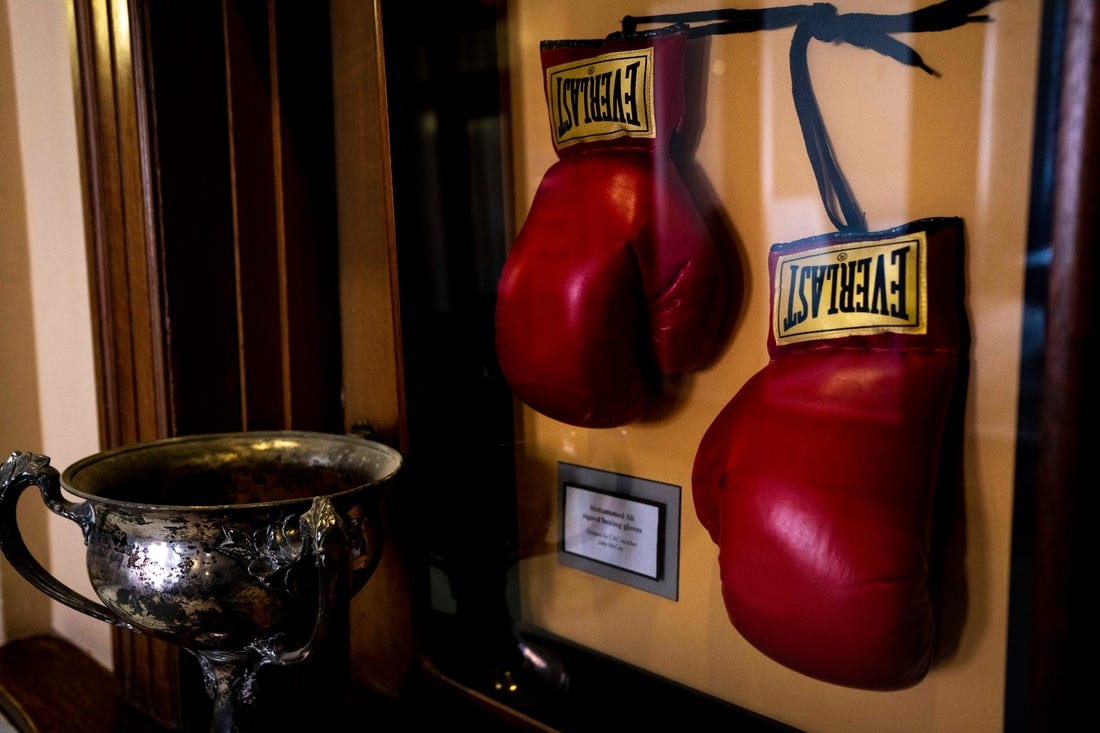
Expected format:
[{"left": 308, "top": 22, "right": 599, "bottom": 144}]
[{"left": 558, "top": 462, "right": 680, "bottom": 599}]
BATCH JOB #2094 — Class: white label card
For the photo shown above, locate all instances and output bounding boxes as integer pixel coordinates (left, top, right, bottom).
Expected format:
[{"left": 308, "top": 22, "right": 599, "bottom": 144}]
[{"left": 563, "top": 484, "right": 661, "bottom": 579}]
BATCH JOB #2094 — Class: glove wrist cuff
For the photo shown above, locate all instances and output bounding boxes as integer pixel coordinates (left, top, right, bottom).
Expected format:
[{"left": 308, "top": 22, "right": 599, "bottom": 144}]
[
  {"left": 766, "top": 217, "right": 965, "bottom": 356},
  {"left": 540, "top": 25, "right": 688, "bottom": 158}
]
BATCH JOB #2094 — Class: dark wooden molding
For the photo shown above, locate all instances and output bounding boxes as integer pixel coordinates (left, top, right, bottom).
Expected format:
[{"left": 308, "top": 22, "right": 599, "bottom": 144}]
[
  {"left": 71, "top": 0, "right": 170, "bottom": 447},
  {"left": 1028, "top": 0, "right": 1097, "bottom": 728},
  {"left": 329, "top": 0, "right": 416, "bottom": 697},
  {"left": 70, "top": 0, "right": 183, "bottom": 728}
]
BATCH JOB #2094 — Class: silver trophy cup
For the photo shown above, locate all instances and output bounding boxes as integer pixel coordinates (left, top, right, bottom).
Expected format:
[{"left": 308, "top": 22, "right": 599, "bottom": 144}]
[{"left": 0, "top": 431, "right": 402, "bottom": 733}]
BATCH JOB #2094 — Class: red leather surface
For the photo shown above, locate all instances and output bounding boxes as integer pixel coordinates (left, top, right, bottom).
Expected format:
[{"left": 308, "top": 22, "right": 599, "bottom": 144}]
[
  {"left": 495, "top": 151, "right": 724, "bottom": 427},
  {"left": 692, "top": 218, "right": 965, "bottom": 689},
  {"left": 495, "top": 28, "right": 727, "bottom": 427}
]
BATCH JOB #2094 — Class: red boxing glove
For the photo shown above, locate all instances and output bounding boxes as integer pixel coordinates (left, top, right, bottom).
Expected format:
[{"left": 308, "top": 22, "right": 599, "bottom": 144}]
[
  {"left": 692, "top": 218, "right": 966, "bottom": 689},
  {"left": 494, "top": 26, "right": 728, "bottom": 428}
]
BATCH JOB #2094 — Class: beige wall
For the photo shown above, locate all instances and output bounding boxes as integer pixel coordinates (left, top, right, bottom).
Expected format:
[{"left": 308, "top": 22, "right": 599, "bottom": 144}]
[
  {"left": 507, "top": 1, "right": 1039, "bottom": 731},
  {"left": 0, "top": 0, "right": 109, "bottom": 669}
]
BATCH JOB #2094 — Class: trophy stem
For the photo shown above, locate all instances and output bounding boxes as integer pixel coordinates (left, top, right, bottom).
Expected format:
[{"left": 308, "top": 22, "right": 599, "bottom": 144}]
[{"left": 193, "top": 651, "right": 264, "bottom": 733}]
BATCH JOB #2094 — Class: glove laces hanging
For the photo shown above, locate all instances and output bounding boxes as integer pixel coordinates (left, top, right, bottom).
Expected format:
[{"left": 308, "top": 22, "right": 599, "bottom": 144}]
[{"left": 621, "top": 0, "right": 997, "bottom": 233}]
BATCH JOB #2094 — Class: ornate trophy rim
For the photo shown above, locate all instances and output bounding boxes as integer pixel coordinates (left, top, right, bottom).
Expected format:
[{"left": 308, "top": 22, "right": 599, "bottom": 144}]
[{"left": 59, "top": 430, "right": 403, "bottom": 512}]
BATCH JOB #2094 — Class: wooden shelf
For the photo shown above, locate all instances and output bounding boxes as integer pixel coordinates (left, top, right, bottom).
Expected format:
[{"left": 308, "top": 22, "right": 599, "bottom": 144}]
[{"left": 0, "top": 634, "right": 168, "bottom": 733}]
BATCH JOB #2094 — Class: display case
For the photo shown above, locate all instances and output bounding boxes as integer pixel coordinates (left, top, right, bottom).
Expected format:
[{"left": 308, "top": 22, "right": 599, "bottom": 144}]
[
  {"left": 62, "top": 0, "right": 1092, "bottom": 731},
  {"left": 383, "top": 1, "right": 1089, "bottom": 732}
]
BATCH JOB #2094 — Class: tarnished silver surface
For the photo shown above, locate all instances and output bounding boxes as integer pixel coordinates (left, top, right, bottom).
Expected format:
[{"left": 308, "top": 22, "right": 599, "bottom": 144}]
[{"left": 0, "top": 431, "right": 402, "bottom": 733}]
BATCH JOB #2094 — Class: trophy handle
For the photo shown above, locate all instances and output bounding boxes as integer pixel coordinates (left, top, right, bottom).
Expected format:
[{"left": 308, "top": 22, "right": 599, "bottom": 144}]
[
  {"left": 0, "top": 451, "right": 130, "bottom": 629},
  {"left": 190, "top": 497, "right": 352, "bottom": 733},
  {"left": 246, "top": 495, "right": 344, "bottom": 667}
]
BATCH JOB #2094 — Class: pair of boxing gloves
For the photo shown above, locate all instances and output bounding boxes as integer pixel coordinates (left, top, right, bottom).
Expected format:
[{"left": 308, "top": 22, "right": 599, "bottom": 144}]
[{"left": 494, "top": 26, "right": 964, "bottom": 690}]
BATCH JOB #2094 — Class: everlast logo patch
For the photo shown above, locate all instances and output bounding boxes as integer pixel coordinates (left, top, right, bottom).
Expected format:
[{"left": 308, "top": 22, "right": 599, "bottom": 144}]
[
  {"left": 773, "top": 232, "right": 927, "bottom": 345},
  {"left": 546, "top": 48, "right": 656, "bottom": 150}
]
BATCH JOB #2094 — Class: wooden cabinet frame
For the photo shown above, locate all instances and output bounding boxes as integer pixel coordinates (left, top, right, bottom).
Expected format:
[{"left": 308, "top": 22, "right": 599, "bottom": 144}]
[{"left": 71, "top": 0, "right": 412, "bottom": 727}]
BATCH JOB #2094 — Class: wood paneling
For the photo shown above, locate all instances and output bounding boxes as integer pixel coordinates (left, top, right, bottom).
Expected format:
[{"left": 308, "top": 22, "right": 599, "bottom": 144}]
[
  {"left": 72, "top": 0, "right": 411, "bottom": 727},
  {"left": 330, "top": 0, "right": 414, "bottom": 697},
  {"left": 71, "top": 0, "right": 180, "bottom": 727}
]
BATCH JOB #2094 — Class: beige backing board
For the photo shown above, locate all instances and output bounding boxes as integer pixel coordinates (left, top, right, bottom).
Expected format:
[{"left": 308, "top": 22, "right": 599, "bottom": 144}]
[{"left": 503, "top": 2, "right": 1040, "bottom": 731}]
